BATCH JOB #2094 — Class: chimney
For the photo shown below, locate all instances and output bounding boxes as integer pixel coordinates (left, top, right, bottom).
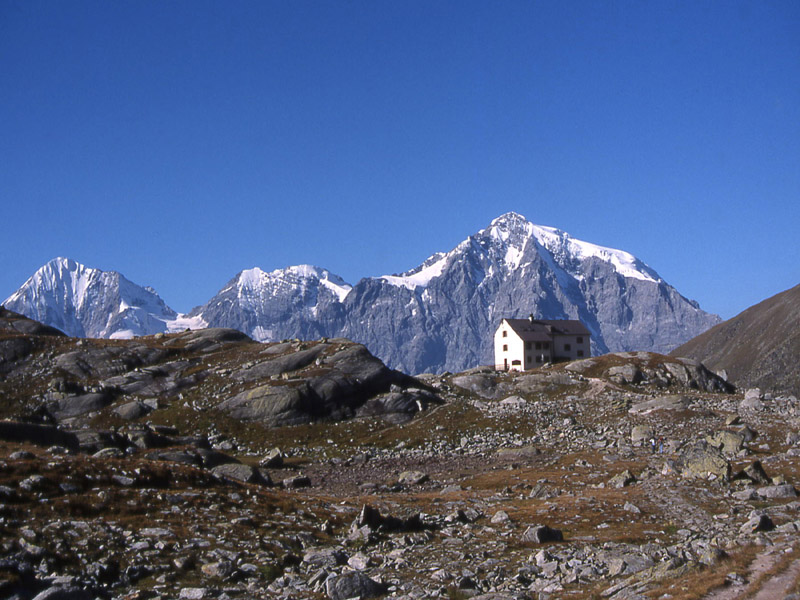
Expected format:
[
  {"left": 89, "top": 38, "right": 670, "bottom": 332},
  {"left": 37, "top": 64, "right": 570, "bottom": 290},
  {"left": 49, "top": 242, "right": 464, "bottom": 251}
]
[{"left": 528, "top": 313, "right": 535, "bottom": 323}]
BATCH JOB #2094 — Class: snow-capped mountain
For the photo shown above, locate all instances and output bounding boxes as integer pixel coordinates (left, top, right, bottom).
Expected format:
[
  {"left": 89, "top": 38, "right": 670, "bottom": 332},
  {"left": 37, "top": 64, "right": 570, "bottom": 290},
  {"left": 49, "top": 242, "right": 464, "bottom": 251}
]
[
  {"left": 2, "top": 258, "right": 201, "bottom": 339},
  {"left": 4, "top": 213, "right": 720, "bottom": 373},
  {"left": 188, "top": 265, "right": 351, "bottom": 342},
  {"left": 327, "top": 211, "right": 719, "bottom": 373}
]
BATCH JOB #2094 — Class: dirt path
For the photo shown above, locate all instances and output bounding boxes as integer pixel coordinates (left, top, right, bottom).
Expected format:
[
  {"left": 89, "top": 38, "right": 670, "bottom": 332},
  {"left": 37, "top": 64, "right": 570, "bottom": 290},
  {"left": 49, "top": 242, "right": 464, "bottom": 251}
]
[{"left": 703, "top": 543, "right": 800, "bottom": 600}]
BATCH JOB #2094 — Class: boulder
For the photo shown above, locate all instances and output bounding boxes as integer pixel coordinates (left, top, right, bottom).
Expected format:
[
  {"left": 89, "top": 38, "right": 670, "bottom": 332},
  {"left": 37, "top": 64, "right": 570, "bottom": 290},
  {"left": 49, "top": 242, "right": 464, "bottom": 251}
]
[
  {"left": 630, "top": 425, "right": 653, "bottom": 446},
  {"left": 211, "top": 463, "right": 271, "bottom": 486},
  {"left": 259, "top": 448, "right": 284, "bottom": 468},
  {"left": 326, "top": 572, "right": 387, "bottom": 600},
  {"left": 733, "top": 460, "right": 771, "bottom": 485},
  {"left": 49, "top": 392, "right": 113, "bottom": 419},
  {"left": 114, "top": 400, "right": 153, "bottom": 421},
  {"left": 756, "top": 484, "right": 798, "bottom": 499},
  {"left": 608, "top": 469, "right": 636, "bottom": 488},
  {"left": 676, "top": 440, "right": 730, "bottom": 480},
  {"left": 451, "top": 373, "right": 499, "bottom": 398},
  {"left": 521, "top": 524, "right": 563, "bottom": 544},
  {"left": 303, "top": 547, "right": 347, "bottom": 569},
  {"left": 397, "top": 470, "right": 429, "bottom": 485},
  {"left": 740, "top": 514, "right": 774, "bottom": 533},
  {"left": 705, "top": 430, "right": 745, "bottom": 455},
  {"left": 629, "top": 395, "right": 689, "bottom": 415},
  {"left": 607, "top": 363, "right": 643, "bottom": 384}
]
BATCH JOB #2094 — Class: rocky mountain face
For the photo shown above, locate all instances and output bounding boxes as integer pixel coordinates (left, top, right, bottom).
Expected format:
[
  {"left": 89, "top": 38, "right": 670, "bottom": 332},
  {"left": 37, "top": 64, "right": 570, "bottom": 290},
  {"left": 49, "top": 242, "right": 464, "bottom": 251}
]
[
  {"left": 672, "top": 283, "right": 800, "bottom": 396},
  {"left": 3, "top": 309, "right": 800, "bottom": 600},
  {"left": 192, "top": 212, "right": 720, "bottom": 374},
  {"left": 2, "top": 258, "right": 180, "bottom": 339},
  {"left": 189, "top": 265, "right": 351, "bottom": 343},
  {"left": 4, "top": 214, "right": 721, "bottom": 373}
]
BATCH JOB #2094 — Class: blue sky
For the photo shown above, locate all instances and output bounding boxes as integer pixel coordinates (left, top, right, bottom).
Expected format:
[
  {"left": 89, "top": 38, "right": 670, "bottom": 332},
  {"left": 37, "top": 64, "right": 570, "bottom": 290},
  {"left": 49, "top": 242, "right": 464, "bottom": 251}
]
[{"left": 1, "top": 1, "right": 798, "bottom": 318}]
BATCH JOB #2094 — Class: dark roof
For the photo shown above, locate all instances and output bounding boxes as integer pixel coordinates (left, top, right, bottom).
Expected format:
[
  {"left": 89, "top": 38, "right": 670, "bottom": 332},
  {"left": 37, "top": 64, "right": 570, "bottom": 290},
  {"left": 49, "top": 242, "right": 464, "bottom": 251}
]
[{"left": 502, "top": 318, "right": 590, "bottom": 340}]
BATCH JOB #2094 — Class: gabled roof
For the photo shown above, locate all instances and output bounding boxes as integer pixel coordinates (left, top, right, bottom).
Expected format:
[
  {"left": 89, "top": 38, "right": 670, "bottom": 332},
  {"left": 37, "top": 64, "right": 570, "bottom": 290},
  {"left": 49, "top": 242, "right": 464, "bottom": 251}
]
[{"left": 502, "top": 318, "right": 590, "bottom": 340}]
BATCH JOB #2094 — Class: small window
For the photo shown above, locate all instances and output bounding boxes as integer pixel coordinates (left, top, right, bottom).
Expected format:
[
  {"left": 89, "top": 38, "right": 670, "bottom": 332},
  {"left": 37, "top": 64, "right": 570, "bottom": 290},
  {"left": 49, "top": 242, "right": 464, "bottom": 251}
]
[
  {"left": 526, "top": 355, "right": 532, "bottom": 363},
  {"left": 534, "top": 342, "right": 541, "bottom": 350},
  {"left": 525, "top": 341, "right": 532, "bottom": 350},
  {"left": 502, "top": 330, "right": 507, "bottom": 337},
  {"left": 503, "top": 344, "right": 508, "bottom": 352},
  {"left": 577, "top": 350, "right": 584, "bottom": 357},
  {"left": 577, "top": 336, "right": 583, "bottom": 344},
  {"left": 564, "top": 343, "right": 571, "bottom": 351}
]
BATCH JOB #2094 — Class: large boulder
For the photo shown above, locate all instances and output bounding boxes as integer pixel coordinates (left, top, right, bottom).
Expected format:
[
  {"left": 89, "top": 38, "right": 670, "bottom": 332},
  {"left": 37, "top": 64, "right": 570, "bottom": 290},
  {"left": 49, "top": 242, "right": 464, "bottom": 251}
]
[
  {"left": 521, "top": 524, "right": 563, "bottom": 543},
  {"left": 705, "top": 430, "right": 746, "bottom": 455},
  {"left": 325, "top": 572, "right": 387, "bottom": 600},
  {"left": 218, "top": 344, "right": 406, "bottom": 426},
  {"left": 629, "top": 395, "right": 689, "bottom": 415},
  {"left": 676, "top": 441, "right": 730, "bottom": 480}
]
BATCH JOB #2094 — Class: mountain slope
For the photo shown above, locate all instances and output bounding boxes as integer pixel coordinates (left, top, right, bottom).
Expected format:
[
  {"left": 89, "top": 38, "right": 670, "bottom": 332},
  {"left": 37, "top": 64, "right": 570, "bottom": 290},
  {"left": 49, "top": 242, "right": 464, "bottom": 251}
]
[
  {"left": 3, "top": 258, "right": 183, "bottom": 338},
  {"left": 671, "top": 283, "right": 800, "bottom": 395}
]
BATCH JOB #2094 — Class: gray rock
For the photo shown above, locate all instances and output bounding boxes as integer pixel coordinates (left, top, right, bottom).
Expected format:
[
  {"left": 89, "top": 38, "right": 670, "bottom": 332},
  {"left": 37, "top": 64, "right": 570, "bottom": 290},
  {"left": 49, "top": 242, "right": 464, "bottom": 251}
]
[
  {"left": 326, "top": 572, "right": 387, "bottom": 600},
  {"left": 608, "top": 469, "right": 636, "bottom": 488},
  {"left": 114, "top": 400, "right": 152, "bottom": 421},
  {"left": 398, "top": 470, "right": 429, "bottom": 485},
  {"left": 260, "top": 448, "right": 284, "bottom": 468},
  {"left": 211, "top": 463, "right": 271, "bottom": 486},
  {"left": 629, "top": 395, "right": 689, "bottom": 415},
  {"left": 303, "top": 547, "right": 347, "bottom": 569},
  {"left": 740, "top": 514, "right": 774, "bottom": 533},
  {"left": 706, "top": 430, "right": 745, "bottom": 455},
  {"left": 630, "top": 425, "right": 653, "bottom": 445},
  {"left": 31, "top": 586, "right": 92, "bottom": 600},
  {"left": 676, "top": 440, "right": 730, "bottom": 480},
  {"left": 756, "top": 484, "right": 798, "bottom": 499},
  {"left": 521, "top": 524, "right": 563, "bottom": 543}
]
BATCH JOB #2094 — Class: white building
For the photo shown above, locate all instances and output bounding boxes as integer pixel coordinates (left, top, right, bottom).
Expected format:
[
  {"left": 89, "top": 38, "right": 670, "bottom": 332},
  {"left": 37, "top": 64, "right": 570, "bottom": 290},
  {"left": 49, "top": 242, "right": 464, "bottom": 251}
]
[{"left": 494, "top": 316, "right": 591, "bottom": 371}]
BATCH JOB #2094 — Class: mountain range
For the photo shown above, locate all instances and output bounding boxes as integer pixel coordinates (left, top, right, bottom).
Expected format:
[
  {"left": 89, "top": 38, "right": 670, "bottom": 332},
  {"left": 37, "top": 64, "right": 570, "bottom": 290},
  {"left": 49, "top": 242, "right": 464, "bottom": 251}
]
[{"left": 3, "top": 212, "right": 720, "bottom": 373}]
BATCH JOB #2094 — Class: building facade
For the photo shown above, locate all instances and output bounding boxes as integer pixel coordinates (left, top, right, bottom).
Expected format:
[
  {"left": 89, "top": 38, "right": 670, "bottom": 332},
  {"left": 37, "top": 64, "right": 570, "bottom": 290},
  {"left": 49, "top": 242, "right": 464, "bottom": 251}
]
[{"left": 494, "top": 316, "right": 591, "bottom": 371}]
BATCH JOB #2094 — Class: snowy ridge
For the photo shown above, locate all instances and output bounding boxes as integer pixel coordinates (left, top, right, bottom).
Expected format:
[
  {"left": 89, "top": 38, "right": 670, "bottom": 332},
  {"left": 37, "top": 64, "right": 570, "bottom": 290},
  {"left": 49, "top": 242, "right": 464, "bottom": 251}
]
[
  {"left": 378, "top": 212, "right": 660, "bottom": 291},
  {"left": 234, "top": 265, "right": 352, "bottom": 304},
  {"left": 484, "top": 212, "right": 660, "bottom": 283},
  {"left": 3, "top": 257, "right": 201, "bottom": 338},
  {"left": 381, "top": 253, "right": 450, "bottom": 290}
]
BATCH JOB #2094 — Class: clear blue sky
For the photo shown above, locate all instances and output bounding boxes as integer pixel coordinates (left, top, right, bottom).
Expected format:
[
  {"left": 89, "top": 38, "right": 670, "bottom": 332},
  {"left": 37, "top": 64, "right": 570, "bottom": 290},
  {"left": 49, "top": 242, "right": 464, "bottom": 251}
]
[{"left": 2, "top": 1, "right": 798, "bottom": 318}]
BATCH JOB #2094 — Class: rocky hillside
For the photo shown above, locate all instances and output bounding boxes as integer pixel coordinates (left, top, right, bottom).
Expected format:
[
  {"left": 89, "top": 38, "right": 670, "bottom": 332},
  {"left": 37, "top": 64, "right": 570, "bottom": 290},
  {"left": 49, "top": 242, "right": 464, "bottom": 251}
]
[
  {"left": 672, "top": 283, "right": 800, "bottom": 396},
  {"left": 3, "top": 310, "right": 800, "bottom": 600}
]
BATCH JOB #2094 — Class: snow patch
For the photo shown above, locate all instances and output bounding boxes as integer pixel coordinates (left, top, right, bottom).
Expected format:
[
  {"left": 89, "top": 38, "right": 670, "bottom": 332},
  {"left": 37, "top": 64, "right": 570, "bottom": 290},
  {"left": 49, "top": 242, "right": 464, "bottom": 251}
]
[{"left": 381, "top": 254, "right": 449, "bottom": 290}]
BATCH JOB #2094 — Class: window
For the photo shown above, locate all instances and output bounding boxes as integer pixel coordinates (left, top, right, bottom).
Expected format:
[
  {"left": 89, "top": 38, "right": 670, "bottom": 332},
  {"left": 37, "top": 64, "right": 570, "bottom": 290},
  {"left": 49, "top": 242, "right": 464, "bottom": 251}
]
[
  {"left": 526, "top": 355, "right": 532, "bottom": 363},
  {"left": 577, "top": 336, "right": 583, "bottom": 344},
  {"left": 534, "top": 342, "right": 541, "bottom": 350},
  {"left": 502, "top": 330, "right": 507, "bottom": 337},
  {"left": 502, "top": 344, "right": 508, "bottom": 352},
  {"left": 577, "top": 350, "right": 584, "bottom": 357},
  {"left": 525, "top": 341, "right": 532, "bottom": 350},
  {"left": 564, "top": 344, "right": 571, "bottom": 351}
]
